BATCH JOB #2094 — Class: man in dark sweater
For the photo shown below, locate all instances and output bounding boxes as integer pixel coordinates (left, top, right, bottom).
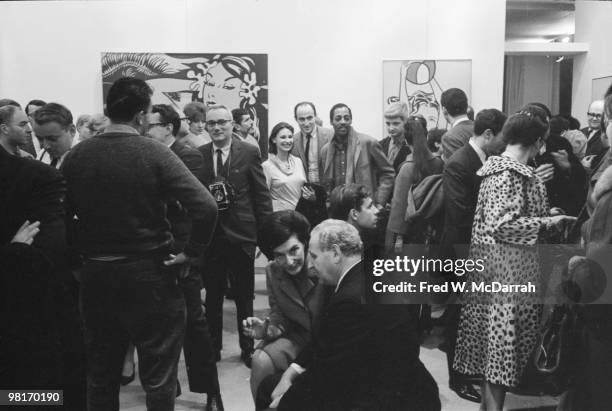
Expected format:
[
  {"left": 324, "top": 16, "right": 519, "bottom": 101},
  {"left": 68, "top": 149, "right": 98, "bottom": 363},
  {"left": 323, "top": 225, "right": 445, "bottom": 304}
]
[{"left": 62, "top": 77, "right": 218, "bottom": 411}]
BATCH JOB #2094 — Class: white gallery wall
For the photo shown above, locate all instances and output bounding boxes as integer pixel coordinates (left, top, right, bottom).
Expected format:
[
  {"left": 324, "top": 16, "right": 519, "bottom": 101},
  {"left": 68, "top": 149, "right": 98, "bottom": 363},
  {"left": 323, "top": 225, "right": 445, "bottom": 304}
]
[
  {"left": 573, "top": 0, "right": 612, "bottom": 126},
  {"left": 0, "top": 0, "right": 506, "bottom": 137}
]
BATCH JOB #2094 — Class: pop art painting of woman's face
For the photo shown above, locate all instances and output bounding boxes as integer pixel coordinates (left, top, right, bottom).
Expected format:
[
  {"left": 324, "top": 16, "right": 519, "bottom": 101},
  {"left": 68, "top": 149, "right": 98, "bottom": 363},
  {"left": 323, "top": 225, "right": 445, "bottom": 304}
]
[
  {"left": 101, "top": 52, "right": 268, "bottom": 138},
  {"left": 383, "top": 59, "right": 471, "bottom": 133}
]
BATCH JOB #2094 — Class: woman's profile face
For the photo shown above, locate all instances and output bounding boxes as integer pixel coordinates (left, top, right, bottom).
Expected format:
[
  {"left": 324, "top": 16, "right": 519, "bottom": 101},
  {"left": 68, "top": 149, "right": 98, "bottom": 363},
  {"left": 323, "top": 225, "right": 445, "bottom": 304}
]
[
  {"left": 202, "top": 62, "right": 243, "bottom": 110},
  {"left": 273, "top": 234, "right": 305, "bottom": 276}
]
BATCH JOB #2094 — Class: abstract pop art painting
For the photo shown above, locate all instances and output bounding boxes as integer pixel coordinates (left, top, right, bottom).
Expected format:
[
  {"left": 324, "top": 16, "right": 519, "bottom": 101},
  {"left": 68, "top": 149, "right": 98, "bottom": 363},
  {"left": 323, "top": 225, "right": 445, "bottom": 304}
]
[
  {"left": 383, "top": 59, "right": 471, "bottom": 132},
  {"left": 101, "top": 52, "right": 268, "bottom": 137}
]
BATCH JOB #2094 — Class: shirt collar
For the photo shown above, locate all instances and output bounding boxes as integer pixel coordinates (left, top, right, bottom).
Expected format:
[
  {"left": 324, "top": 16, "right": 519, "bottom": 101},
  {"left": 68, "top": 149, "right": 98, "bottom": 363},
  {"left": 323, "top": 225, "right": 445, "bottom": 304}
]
[
  {"left": 103, "top": 124, "right": 140, "bottom": 135},
  {"left": 332, "top": 134, "right": 348, "bottom": 150},
  {"left": 165, "top": 137, "right": 176, "bottom": 148},
  {"left": 468, "top": 137, "right": 487, "bottom": 164},
  {"left": 212, "top": 139, "right": 232, "bottom": 154},
  {"left": 334, "top": 260, "right": 361, "bottom": 293},
  {"left": 452, "top": 116, "right": 470, "bottom": 128}
]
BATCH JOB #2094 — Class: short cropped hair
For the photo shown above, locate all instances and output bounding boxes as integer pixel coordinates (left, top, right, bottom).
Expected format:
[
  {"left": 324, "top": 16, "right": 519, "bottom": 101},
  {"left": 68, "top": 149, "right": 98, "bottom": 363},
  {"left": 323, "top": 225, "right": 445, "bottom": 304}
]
[
  {"left": 503, "top": 111, "right": 549, "bottom": 147},
  {"left": 474, "top": 109, "right": 507, "bottom": 136},
  {"left": 523, "top": 102, "right": 551, "bottom": 120},
  {"left": 384, "top": 102, "right": 409, "bottom": 121},
  {"left": 268, "top": 122, "right": 294, "bottom": 154},
  {"left": 440, "top": 88, "right": 468, "bottom": 116},
  {"left": 106, "top": 77, "right": 152, "bottom": 123},
  {"left": 183, "top": 102, "right": 207, "bottom": 122},
  {"left": 329, "top": 184, "right": 370, "bottom": 220},
  {"left": 232, "top": 108, "right": 250, "bottom": 124},
  {"left": 0, "top": 99, "right": 21, "bottom": 109},
  {"left": 311, "top": 219, "right": 363, "bottom": 257},
  {"left": 32, "top": 102, "right": 73, "bottom": 128},
  {"left": 258, "top": 210, "right": 311, "bottom": 261},
  {"left": 329, "top": 103, "right": 352, "bottom": 123},
  {"left": 152, "top": 104, "right": 181, "bottom": 136},
  {"left": 0, "top": 105, "right": 19, "bottom": 125},
  {"left": 205, "top": 104, "right": 231, "bottom": 118},
  {"left": 25, "top": 99, "right": 47, "bottom": 116},
  {"left": 427, "top": 128, "right": 445, "bottom": 152},
  {"left": 294, "top": 101, "right": 317, "bottom": 119}
]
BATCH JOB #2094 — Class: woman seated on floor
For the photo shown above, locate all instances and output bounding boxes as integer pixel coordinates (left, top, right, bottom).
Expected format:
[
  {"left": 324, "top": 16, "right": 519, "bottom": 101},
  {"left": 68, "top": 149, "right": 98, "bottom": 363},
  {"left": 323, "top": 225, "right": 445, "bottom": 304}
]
[{"left": 242, "top": 210, "right": 328, "bottom": 401}]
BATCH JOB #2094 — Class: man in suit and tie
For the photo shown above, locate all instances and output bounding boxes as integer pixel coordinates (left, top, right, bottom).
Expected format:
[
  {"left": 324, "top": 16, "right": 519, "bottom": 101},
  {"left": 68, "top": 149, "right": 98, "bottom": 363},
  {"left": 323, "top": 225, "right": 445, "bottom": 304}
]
[
  {"left": 439, "top": 108, "right": 507, "bottom": 403},
  {"left": 581, "top": 100, "right": 607, "bottom": 168},
  {"left": 320, "top": 103, "right": 395, "bottom": 208},
  {"left": 291, "top": 102, "right": 333, "bottom": 185},
  {"left": 146, "top": 104, "right": 224, "bottom": 410},
  {"left": 32, "top": 103, "right": 75, "bottom": 169},
  {"left": 440, "top": 88, "right": 474, "bottom": 160},
  {"left": 198, "top": 104, "right": 272, "bottom": 367},
  {"left": 380, "top": 102, "right": 412, "bottom": 173},
  {"left": 267, "top": 219, "right": 440, "bottom": 410}
]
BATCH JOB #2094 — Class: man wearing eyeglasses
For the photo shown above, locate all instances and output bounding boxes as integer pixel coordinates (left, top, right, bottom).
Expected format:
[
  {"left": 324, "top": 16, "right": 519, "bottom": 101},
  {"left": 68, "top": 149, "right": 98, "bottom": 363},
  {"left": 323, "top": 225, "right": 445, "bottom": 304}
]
[
  {"left": 582, "top": 100, "right": 606, "bottom": 164},
  {"left": 198, "top": 105, "right": 272, "bottom": 368}
]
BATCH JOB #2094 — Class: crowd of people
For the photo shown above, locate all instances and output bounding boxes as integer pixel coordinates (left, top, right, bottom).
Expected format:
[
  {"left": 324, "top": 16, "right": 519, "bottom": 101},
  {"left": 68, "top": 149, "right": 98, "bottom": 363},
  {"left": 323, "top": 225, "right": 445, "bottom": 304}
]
[{"left": 1, "top": 76, "right": 612, "bottom": 411}]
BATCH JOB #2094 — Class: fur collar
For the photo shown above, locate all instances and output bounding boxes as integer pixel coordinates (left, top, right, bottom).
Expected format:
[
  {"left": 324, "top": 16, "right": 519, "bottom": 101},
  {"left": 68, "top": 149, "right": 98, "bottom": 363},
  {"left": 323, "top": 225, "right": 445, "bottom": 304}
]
[
  {"left": 593, "top": 165, "right": 612, "bottom": 202},
  {"left": 477, "top": 155, "right": 535, "bottom": 178}
]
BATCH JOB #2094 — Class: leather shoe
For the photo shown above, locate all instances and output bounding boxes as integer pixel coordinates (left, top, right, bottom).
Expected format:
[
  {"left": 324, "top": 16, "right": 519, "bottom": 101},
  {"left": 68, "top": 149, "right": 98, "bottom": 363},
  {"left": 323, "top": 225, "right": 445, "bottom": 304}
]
[
  {"left": 450, "top": 382, "right": 481, "bottom": 403},
  {"left": 240, "top": 350, "right": 253, "bottom": 368},
  {"left": 206, "top": 393, "right": 224, "bottom": 411}
]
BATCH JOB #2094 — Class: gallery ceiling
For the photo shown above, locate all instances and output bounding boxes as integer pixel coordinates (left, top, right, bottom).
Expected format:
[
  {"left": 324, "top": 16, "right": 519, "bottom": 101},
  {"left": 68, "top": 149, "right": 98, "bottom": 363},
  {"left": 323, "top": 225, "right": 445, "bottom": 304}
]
[{"left": 506, "top": 0, "right": 576, "bottom": 42}]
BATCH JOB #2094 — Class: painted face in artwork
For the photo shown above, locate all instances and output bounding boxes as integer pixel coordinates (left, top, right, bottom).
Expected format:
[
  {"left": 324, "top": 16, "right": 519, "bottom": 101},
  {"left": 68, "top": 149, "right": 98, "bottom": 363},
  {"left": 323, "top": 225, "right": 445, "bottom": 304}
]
[{"left": 202, "top": 63, "right": 243, "bottom": 111}]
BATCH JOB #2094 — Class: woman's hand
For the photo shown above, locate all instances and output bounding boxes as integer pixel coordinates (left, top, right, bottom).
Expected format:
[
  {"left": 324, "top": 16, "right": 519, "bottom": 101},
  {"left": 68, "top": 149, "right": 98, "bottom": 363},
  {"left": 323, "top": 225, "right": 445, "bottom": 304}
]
[
  {"left": 547, "top": 214, "right": 577, "bottom": 230},
  {"left": 11, "top": 220, "right": 40, "bottom": 245},
  {"left": 549, "top": 207, "right": 565, "bottom": 216},
  {"left": 535, "top": 163, "right": 555, "bottom": 183},
  {"left": 242, "top": 317, "right": 266, "bottom": 339},
  {"left": 301, "top": 186, "right": 316, "bottom": 201}
]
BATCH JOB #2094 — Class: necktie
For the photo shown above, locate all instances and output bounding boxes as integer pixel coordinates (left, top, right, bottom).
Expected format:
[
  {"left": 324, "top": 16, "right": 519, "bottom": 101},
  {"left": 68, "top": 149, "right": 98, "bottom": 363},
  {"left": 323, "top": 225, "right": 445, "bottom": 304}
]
[
  {"left": 50, "top": 157, "right": 59, "bottom": 168},
  {"left": 304, "top": 134, "right": 312, "bottom": 167},
  {"left": 216, "top": 149, "right": 223, "bottom": 177}
]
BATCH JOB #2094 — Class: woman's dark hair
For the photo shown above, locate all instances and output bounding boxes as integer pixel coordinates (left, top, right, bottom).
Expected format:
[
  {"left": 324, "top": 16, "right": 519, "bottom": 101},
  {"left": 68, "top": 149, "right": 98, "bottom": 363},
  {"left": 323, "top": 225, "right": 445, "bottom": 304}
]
[
  {"left": 406, "top": 118, "right": 435, "bottom": 181},
  {"left": 408, "top": 114, "right": 427, "bottom": 132},
  {"left": 268, "top": 121, "right": 294, "bottom": 154},
  {"left": 426, "top": 128, "right": 445, "bottom": 153},
  {"left": 503, "top": 111, "right": 549, "bottom": 147},
  {"left": 258, "top": 210, "right": 310, "bottom": 260},
  {"left": 549, "top": 115, "right": 570, "bottom": 136}
]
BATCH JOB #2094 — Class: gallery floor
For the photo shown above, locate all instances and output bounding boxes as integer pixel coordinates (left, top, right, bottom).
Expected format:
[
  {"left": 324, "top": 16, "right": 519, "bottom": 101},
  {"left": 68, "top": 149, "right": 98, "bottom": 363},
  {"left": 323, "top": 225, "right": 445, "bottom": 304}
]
[{"left": 118, "top": 262, "right": 560, "bottom": 411}]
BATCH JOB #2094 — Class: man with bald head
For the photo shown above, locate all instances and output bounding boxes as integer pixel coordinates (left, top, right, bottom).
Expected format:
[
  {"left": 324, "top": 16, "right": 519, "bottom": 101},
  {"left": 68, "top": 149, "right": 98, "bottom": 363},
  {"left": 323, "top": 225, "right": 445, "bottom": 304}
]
[{"left": 582, "top": 100, "right": 607, "bottom": 162}]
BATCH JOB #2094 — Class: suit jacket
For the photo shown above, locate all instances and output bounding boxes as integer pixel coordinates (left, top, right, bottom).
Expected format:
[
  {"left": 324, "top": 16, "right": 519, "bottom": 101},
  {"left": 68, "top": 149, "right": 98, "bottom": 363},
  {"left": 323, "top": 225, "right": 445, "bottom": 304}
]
[
  {"left": 199, "top": 137, "right": 272, "bottom": 254},
  {"left": 291, "top": 126, "right": 333, "bottom": 182},
  {"left": 440, "top": 143, "right": 483, "bottom": 260},
  {"left": 441, "top": 120, "right": 474, "bottom": 160},
  {"left": 581, "top": 127, "right": 607, "bottom": 158},
  {"left": 380, "top": 136, "right": 412, "bottom": 173},
  {"left": 535, "top": 134, "right": 587, "bottom": 216},
  {"left": 0, "top": 146, "right": 66, "bottom": 266},
  {"left": 265, "top": 263, "right": 328, "bottom": 348},
  {"left": 169, "top": 140, "right": 207, "bottom": 251},
  {"left": 320, "top": 128, "right": 395, "bottom": 206},
  {"left": 282, "top": 262, "right": 439, "bottom": 410}
]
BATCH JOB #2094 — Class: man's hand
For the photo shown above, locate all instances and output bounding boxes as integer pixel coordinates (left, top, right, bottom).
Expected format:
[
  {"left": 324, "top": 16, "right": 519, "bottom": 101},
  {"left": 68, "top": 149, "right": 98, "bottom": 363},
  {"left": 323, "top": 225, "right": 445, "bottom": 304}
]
[
  {"left": 11, "top": 220, "right": 40, "bottom": 245},
  {"left": 164, "top": 252, "right": 190, "bottom": 266},
  {"left": 242, "top": 317, "right": 266, "bottom": 339},
  {"left": 551, "top": 150, "right": 571, "bottom": 171},
  {"left": 535, "top": 163, "right": 555, "bottom": 183},
  {"left": 301, "top": 186, "right": 316, "bottom": 201},
  {"left": 269, "top": 366, "right": 299, "bottom": 408}
]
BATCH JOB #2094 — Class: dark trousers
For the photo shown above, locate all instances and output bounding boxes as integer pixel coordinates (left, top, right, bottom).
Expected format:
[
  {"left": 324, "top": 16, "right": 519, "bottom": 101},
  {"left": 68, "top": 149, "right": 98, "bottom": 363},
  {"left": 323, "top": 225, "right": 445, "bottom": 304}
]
[
  {"left": 80, "top": 257, "right": 186, "bottom": 411},
  {"left": 180, "top": 265, "right": 220, "bottom": 394},
  {"left": 202, "top": 237, "right": 254, "bottom": 355}
]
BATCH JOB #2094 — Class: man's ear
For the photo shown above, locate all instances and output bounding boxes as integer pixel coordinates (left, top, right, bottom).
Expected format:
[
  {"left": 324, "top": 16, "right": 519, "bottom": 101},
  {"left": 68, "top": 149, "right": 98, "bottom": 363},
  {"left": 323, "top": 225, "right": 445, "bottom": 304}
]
[
  {"left": 0, "top": 123, "right": 8, "bottom": 135},
  {"left": 69, "top": 124, "right": 77, "bottom": 137},
  {"left": 331, "top": 244, "right": 342, "bottom": 263},
  {"left": 349, "top": 208, "right": 359, "bottom": 222}
]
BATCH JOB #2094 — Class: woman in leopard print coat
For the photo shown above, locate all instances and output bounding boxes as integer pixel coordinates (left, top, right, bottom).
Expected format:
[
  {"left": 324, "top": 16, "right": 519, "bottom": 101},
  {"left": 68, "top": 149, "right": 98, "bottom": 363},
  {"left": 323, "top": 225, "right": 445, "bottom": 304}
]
[{"left": 453, "top": 108, "right": 576, "bottom": 411}]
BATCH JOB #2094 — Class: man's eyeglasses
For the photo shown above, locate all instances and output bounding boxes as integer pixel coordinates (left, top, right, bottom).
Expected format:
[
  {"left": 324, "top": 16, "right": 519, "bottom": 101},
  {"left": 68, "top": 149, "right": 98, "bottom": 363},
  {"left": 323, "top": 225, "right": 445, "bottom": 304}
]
[
  {"left": 206, "top": 119, "right": 232, "bottom": 128},
  {"left": 587, "top": 112, "right": 603, "bottom": 119}
]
